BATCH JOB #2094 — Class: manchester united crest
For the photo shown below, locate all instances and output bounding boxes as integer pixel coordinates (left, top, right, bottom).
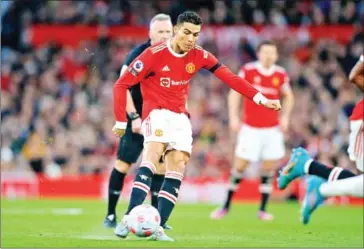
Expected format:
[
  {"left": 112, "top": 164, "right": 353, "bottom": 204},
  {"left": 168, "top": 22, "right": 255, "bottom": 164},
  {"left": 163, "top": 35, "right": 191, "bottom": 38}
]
[
  {"left": 186, "top": 63, "right": 195, "bottom": 74},
  {"left": 155, "top": 129, "right": 163, "bottom": 137},
  {"left": 272, "top": 77, "right": 280, "bottom": 87}
]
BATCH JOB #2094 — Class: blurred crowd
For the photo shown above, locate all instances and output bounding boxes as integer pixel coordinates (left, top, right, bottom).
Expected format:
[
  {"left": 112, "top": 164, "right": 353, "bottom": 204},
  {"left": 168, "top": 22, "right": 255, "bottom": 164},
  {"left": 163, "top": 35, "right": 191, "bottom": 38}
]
[
  {"left": 1, "top": 0, "right": 363, "bottom": 28},
  {"left": 1, "top": 0, "right": 363, "bottom": 179}
]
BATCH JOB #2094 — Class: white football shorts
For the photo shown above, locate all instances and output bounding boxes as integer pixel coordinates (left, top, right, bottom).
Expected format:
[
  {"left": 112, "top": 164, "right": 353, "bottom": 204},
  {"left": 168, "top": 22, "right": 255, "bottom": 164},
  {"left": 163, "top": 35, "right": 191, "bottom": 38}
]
[
  {"left": 142, "top": 109, "right": 193, "bottom": 155},
  {"left": 235, "top": 124, "right": 285, "bottom": 162}
]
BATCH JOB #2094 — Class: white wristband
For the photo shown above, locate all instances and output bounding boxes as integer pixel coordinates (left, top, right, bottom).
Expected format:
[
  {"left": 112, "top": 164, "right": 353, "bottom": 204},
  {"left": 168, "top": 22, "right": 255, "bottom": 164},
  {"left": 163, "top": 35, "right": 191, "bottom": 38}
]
[
  {"left": 114, "top": 121, "right": 127, "bottom": 129},
  {"left": 360, "top": 54, "right": 364, "bottom": 62},
  {"left": 253, "top": 92, "right": 268, "bottom": 105}
]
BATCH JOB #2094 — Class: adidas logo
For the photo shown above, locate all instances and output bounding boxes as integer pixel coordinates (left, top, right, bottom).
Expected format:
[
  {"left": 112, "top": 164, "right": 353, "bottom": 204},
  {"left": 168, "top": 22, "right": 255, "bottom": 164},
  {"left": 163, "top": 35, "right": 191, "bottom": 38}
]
[{"left": 162, "top": 65, "right": 170, "bottom": 72}]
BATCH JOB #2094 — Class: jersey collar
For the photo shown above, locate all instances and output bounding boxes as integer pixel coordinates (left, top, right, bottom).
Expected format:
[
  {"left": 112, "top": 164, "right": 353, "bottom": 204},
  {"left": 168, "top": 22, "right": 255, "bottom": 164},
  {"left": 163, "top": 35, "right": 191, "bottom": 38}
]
[
  {"left": 255, "top": 62, "right": 276, "bottom": 76},
  {"left": 167, "top": 39, "right": 187, "bottom": 58}
]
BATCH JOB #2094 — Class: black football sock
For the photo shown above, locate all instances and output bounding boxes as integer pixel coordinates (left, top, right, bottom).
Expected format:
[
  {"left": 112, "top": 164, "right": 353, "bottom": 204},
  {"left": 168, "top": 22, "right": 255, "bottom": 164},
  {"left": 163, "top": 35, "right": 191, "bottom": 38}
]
[
  {"left": 259, "top": 174, "right": 273, "bottom": 212},
  {"left": 125, "top": 161, "right": 156, "bottom": 215},
  {"left": 308, "top": 161, "right": 356, "bottom": 181},
  {"left": 158, "top": 171, "right": 183, "bottom": 227},
  {"left": 223, "top": 168, "right": 244, "bottom": 210},
  {"left": 150, "top": 174, "right": 164, "bottom": 209},
  {"left": 107, "top": 168, "right": 126, "bottom": 216}
]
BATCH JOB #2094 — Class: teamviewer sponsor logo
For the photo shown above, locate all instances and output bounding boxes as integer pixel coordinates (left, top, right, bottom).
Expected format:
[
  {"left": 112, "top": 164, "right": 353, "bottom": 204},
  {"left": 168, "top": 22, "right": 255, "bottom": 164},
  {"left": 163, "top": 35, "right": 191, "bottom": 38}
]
[
  {"left": 160, "top": 78, "right": 189, "bottom": 87},
  {"left": 171, "top": 80, "right": 189, "bottom": 86},
  {"left": 160, "top": 77, "right": 171, "bottom": 87}
]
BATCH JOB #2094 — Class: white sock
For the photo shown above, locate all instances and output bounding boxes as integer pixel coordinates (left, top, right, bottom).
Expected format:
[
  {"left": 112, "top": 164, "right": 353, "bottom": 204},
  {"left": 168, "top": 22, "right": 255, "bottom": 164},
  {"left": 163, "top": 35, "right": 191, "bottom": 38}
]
[
  {"left": 319, "top": 175, "right": 364, "bottom": 197},
  {"left": 304, "top": 159, "right": 314, "bottom": 174}
]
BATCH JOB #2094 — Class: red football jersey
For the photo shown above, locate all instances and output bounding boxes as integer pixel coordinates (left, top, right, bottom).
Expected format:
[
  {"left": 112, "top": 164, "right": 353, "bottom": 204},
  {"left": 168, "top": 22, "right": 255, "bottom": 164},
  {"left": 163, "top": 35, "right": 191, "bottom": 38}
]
[
  {"left": 350, "top": 54, "right": 364, "bottom": 121},
  {"left": 239, "top": 62, "right": 290, "bottom": 128},
  {"left": 113, "top": 40, "right": 264, "bottom": 125},
  {"left": 350, "top": 98, "right": 363, "bottom": 121}
]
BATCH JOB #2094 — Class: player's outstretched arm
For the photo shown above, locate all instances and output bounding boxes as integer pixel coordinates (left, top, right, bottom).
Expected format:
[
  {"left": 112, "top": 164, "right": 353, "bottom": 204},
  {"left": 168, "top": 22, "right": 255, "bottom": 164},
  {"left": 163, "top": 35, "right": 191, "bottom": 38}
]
[
  {"left": 348, "top": 54, "right": 364, "bottom": 92},
  {"left": 213, "top": 64, "right": 281, "bottom": 111},
  {"left": 201, "top": 50, "right": 280, "bottom": 111}
]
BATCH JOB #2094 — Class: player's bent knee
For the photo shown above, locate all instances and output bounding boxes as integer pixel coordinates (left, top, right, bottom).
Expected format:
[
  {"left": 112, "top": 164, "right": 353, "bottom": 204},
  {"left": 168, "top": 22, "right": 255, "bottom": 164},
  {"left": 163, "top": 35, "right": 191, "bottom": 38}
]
[
  {"left": 143, "top": 142, "right": 167, "bottom": 165},
  {"left": 261, "top": 160, "right": 278, "bottom": 172},
  {"left": 166, "top": 150, "right": 189, "bottom": 173},
  {"left": 234, "top": 157, "right": 249, "bottom": 173},
  {"left": 115, "top": 160, "right": 130, "bottom": 173}
]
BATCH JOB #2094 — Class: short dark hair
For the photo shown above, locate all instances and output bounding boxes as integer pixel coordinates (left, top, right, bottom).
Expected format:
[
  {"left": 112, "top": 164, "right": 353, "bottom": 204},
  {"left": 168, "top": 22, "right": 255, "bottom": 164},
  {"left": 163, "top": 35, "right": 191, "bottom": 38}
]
[
  {"left": 177, "top": 11, "right": 203, "bottom": 26},
  {"left": 256, "top": 40, "right": 277, "bottom": 52}
]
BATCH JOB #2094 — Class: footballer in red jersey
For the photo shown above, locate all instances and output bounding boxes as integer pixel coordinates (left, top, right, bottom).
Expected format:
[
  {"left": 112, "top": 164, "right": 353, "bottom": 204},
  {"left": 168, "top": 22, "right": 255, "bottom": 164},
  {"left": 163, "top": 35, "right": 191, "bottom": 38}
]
[
  {"left": 348, "top": 98, "right": 363, "bottom": 171},
  {"left": 112, "top": 11, "right": 281, "bottom": 241},
  {"left": 104, "top": 13, "right": 174, "bottom": 230},
  {"left": 347, "top": 53, "right": 364, "bottom": 172},
  {"left": 277, "top": 54, "right": 363, "bottom": 226},
  {"left": 211, "top": 41, "right": 294, "bottom": 221}
]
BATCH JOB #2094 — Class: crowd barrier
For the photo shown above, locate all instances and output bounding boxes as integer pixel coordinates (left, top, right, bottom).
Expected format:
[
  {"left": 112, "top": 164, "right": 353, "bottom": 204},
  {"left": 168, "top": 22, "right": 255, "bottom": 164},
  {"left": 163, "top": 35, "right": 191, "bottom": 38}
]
[
  {"left": 30, "top": 25, "right": 355, "bottom": 49},
  {"left": 1, "top": 172, "right": 362, "bottom": 205}
]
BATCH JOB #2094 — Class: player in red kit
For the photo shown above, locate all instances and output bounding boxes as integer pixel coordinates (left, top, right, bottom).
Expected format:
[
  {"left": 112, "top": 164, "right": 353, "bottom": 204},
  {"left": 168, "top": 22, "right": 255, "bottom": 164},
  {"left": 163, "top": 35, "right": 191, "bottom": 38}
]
[
  {"left": 112, "top": 11, "right": 281, "bottom": 241},
  {"left": 211, "top": 41, "right": 294, "bottom": 221},
  {"left": 278, "top": 54, "right": 363, "bottom": 225}
]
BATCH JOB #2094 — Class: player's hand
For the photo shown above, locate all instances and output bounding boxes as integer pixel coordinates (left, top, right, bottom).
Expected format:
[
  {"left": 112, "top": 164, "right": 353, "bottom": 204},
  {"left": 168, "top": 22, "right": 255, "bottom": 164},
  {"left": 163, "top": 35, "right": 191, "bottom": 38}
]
[
  {"left": 131, "top": 117, "right": 142, "bottom": 134},
  {"left": 229, "top": 116, "right": 240, "bottom": 132},
  {"left": 280, "top": 115, "right": 290, "bottom": 133},
  {"left": 264, "top": 99, "right": 281, "bottom": 111},
  {"left": 112, "top": 125, "right": 126, "bottom": 137}
]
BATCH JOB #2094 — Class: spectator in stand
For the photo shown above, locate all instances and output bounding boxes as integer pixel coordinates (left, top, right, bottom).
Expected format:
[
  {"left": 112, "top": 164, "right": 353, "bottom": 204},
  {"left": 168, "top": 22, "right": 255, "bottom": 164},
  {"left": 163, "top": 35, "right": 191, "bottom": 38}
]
[{"left": 2, "top": 0, "right": 362, "bottom": 26}]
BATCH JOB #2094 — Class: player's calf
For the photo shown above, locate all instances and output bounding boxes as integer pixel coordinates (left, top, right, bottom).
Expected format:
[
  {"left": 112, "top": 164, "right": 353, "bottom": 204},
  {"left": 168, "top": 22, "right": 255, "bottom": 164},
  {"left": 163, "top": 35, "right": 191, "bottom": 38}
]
[
  {"left": 304, "top": 160, "right": 356, "bottom": 182},
  {"left": 224, "top": 158, "right": 247, "bottom": 209},
  {"left": 125, "top": 161, "right": 155, "bottom": 214},
  {"left": 225, "top": 167, "right": 245, "bottom": 210},
  {"left": 105, "top": 160, "right": 130, "bottom": 228},
  {"left": 151, "top": 161, "right": 166, "bottom": 209},
  {"left": 211, "top": 158, "right": 247, "bottom": 220},
  {"left": 158, "top": 150, "right": 188, "bottom": 227},
  {"left": 125, "top": 142, "right": 166, "bottom": 214},
  {"left": 258, "top": 170, "right": 274, "bottom": 221}
]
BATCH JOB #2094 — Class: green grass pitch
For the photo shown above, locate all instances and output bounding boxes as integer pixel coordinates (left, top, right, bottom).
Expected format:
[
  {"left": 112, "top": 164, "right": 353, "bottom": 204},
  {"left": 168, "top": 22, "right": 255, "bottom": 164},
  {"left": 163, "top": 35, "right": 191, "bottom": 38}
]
[{"left": 1, "top": 198, "right": 363, "bottom": 247}]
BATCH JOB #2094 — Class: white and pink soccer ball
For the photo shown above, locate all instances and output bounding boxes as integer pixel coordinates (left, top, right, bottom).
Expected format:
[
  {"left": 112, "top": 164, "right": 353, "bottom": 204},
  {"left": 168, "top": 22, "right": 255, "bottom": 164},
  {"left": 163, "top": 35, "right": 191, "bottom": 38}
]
[{"left": 128, "top": 204, "right": 161, "bottom": 237}]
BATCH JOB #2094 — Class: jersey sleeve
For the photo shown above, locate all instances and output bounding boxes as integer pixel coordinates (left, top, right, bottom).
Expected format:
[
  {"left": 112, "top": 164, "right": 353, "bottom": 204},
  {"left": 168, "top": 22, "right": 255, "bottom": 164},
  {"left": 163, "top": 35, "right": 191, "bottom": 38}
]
[
  {"left": 201, "top": 50, "right": 266, "bottom": 104},
  {"left": 213, "top": 64, "right": 267, "bottom": 104},
  {"left": 201, "top": 50, "right": 221, "bottom": 72},
  {"left": 202, "top": 50, "right": 267, "bottom": 105},
  {"left": 280, "top": 72, "right": 291, "bottom": 94},
  {"left": 113, "top": 49, "right": 153, "bottom": 126}
]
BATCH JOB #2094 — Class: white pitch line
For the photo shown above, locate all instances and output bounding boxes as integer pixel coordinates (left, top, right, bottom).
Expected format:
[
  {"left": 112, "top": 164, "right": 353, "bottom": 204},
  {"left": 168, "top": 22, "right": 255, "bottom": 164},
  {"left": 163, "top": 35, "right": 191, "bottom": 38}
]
[
  {"left": 76, "top": 235, "right": 121, "bottom": 241},
  {"left": 2, "top": 208, "right": 84, "bottom": 216},
  {"left": 52, "top": 208, "right": 83, "bottom": 215}
]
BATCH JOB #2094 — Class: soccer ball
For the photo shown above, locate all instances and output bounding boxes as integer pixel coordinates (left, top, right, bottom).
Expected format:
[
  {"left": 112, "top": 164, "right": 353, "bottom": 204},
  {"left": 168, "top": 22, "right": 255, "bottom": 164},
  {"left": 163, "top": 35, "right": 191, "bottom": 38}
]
[{"left": 128, "top": 204, "right": 161, "bottom": 237}]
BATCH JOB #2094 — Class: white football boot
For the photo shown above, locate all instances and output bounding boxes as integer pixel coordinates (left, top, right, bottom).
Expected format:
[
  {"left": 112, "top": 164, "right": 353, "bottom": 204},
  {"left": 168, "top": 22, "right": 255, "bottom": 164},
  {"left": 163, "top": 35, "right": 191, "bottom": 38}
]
[
  {"left": 150, "top": 226, "right": 174, "bottom": 241},
  {"left": 114, "top": 215, "right": 130, "bottom": 238}
]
